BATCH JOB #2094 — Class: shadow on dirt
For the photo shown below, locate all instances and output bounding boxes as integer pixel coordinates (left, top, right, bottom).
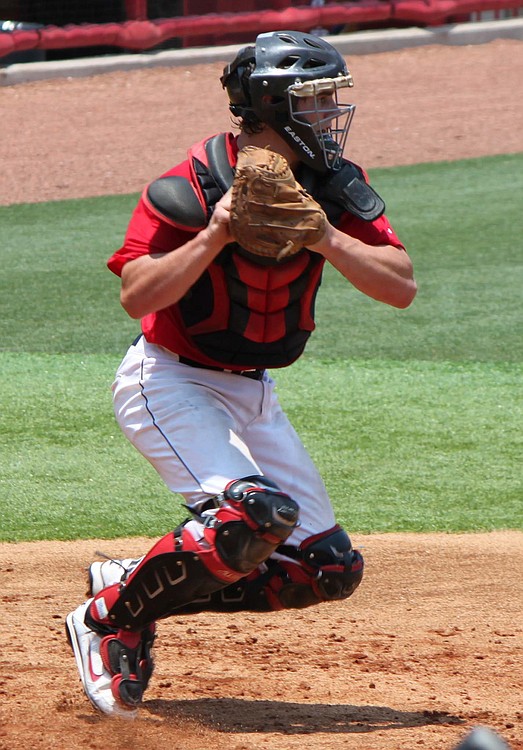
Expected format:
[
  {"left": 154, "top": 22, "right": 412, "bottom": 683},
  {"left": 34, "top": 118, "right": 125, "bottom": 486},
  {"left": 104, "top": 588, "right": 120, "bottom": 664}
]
[{"left": 144, "top": 698, "right": 464, "bottom": 734}]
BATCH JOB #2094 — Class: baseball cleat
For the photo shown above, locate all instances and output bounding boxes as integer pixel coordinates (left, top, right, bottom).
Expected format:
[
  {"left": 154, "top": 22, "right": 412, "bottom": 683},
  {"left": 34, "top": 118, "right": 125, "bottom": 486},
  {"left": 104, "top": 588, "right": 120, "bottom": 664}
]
[
  {"left": 88, "top": 556, "right": 143, "bottom": 596},
  {"left": 66, "top": 599, "right": 154, "bottom": 718}
]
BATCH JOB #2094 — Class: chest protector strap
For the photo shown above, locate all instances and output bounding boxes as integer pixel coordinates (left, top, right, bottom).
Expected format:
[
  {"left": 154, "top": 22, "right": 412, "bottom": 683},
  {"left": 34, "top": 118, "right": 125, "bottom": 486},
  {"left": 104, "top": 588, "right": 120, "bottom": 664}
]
[{"left": 204, "top": 132, "right": 235, "bottom": 193}]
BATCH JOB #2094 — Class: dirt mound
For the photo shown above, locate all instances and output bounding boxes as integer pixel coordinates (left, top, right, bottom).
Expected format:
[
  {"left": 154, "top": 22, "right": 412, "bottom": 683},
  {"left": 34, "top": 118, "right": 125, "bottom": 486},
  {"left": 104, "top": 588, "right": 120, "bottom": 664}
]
[{"left": 1, "top": 532, "right": 522, "bottom": 749}]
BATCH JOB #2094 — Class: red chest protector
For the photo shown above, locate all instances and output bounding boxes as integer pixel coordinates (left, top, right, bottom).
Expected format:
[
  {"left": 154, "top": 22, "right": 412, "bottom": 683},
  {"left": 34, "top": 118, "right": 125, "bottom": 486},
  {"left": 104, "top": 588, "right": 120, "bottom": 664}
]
[
  {"left": 178, "top": 243, "right": 324, "bottom": 368},
  {"left": 143, "top": 133, "right": 385, "bottom": 369},
  {"left": 145, "top": 133, "right": 326, "bottom": 369}
]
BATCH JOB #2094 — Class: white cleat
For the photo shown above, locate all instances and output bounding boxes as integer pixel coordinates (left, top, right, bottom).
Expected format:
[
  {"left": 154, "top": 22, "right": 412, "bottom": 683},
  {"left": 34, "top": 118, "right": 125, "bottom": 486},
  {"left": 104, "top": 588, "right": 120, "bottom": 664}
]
[
  {"left": 88, "top": 557, "right": 144, "bottom": 596},
  {"left": 65, "top": 599, "right": 138, "bottom": 718}
]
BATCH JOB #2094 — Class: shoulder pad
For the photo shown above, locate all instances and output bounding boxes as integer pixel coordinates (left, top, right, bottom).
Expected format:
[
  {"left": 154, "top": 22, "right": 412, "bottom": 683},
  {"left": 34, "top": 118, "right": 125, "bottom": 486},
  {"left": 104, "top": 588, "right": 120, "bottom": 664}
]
[
  {"left": 205, "top": 133, "right": 235, "bottom": 192},
  {"left": 316, "top": 161, "right": 386, "bottom": 222},
  {"left": 146, "top": 176, "right": 206, "bottom": 230}
]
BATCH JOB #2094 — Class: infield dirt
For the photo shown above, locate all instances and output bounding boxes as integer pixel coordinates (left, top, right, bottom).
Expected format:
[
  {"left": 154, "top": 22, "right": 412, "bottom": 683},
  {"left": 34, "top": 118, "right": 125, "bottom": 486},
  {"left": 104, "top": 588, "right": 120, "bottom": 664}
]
[{"left": 1, "top": 37, "right": 522, "bottom": 750}]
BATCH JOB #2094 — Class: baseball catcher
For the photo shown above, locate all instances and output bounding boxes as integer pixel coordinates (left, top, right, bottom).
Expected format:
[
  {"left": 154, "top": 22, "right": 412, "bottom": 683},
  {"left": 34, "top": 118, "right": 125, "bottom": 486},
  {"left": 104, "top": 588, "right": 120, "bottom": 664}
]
[{"left": 66, "top": 30, "right": 416, "bottom": 718}]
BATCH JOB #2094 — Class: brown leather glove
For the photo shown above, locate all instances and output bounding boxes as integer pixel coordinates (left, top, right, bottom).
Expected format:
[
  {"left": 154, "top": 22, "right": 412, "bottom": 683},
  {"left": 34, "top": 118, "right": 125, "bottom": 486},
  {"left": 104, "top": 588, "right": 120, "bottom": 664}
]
[{"left": 230, "top": 146, "right": 327, "bottom": 262}]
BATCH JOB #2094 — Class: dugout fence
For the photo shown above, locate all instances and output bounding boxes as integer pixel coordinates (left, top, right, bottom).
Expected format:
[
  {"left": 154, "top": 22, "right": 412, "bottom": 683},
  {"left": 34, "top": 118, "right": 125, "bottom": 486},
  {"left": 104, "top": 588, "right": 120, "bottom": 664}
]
[{"left": 1, "top": 0, "right": 522, "bottom": 63}]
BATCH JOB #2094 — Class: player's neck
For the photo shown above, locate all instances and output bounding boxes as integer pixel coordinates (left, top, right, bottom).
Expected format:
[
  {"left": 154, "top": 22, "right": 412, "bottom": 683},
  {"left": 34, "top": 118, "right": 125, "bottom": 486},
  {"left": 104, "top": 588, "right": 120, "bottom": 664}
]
[{"left": 237, "top": 128, "right": 300, "bottom": 171}]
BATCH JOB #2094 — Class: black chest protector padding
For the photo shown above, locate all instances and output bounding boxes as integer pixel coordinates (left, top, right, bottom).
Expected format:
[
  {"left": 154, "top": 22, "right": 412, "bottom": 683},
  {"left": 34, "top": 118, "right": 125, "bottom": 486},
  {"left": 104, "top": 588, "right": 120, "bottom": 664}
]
[
  {"left": 146, "top": 175, "right": 207, "bottom": 229},
  {"left": 191, "top": 133, "right": 236, "bottom": 218},
  {"left": 205, "top": 132, "right": 235, "bottom": 193},
  {"left": 144, "top": 134, "right": 235, "bottom": 233}
]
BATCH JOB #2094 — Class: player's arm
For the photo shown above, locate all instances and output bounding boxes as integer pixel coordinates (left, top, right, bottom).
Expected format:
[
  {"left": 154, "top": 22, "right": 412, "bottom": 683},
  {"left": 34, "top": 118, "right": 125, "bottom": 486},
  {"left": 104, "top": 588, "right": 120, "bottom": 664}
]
[
  {"left": 120, "top": 191, "right": 233, "bottom": 319},
  {"left": 309, "top": 223, "right": 417, "bottom": 309}
]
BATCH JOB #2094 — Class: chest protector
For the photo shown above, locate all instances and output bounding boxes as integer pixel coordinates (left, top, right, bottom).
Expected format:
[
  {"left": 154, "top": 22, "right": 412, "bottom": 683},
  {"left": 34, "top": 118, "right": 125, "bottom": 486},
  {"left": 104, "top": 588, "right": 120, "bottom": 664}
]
[{"left": 145, "top": 134, "right": 384, "bottom": 369}]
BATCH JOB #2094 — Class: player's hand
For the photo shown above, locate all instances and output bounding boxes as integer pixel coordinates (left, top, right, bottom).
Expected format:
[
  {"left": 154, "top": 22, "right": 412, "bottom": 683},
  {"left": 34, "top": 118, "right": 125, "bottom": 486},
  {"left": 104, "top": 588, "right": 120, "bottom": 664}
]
[
  {"left": 207, "top": 188, "right": 234, "bottom": 247},
  {"left": 306, "top": 219, "right": 333, "bottom": 255}
]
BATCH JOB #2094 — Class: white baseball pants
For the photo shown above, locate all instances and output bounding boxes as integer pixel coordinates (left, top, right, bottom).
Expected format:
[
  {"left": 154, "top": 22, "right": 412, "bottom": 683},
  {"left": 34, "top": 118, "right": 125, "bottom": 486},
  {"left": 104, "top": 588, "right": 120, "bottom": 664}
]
[{"left": 112, "top": 335, "right": 336, "bottom": 546}]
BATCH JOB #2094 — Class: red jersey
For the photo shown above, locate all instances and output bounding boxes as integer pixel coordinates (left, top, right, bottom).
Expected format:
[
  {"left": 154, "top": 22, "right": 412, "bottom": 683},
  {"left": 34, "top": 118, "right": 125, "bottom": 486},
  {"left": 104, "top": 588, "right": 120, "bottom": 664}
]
[{"left": 107, "top": 132, "right": 405, "bottom": 370}]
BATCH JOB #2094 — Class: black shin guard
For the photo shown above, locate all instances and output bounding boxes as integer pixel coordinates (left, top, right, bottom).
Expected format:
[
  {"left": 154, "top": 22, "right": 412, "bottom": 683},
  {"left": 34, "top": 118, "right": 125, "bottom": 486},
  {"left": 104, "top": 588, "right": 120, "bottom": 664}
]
[
  {"left": 170, "top": 526, "right": 364, "bottom": 613},
  {"left": 91, "top": 477, "right": 299, "bottom": 631}
]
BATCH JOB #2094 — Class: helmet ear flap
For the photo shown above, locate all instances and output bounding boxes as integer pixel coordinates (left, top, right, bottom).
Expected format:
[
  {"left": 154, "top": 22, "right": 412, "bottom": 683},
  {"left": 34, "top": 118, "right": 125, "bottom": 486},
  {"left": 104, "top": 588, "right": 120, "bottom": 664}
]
[{"left": 221, "top": 45, "right": 256, "bottom": 115}]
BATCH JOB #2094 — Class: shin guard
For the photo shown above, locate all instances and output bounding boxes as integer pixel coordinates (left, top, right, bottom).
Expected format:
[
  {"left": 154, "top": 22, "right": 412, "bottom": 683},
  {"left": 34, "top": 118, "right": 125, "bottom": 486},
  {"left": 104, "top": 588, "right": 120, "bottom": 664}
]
[
  {"left": 89, "top": 476, "right": 299, "bottom": 631},
  {"left": 171, "top": 525, "right": 364, "bottom": 613}
]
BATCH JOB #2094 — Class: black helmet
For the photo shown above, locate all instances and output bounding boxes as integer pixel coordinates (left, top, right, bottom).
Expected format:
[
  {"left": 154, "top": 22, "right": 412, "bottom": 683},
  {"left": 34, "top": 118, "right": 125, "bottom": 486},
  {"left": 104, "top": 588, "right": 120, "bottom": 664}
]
[{"left": 221, "top": 30, "right": 355, "bottom": 172}]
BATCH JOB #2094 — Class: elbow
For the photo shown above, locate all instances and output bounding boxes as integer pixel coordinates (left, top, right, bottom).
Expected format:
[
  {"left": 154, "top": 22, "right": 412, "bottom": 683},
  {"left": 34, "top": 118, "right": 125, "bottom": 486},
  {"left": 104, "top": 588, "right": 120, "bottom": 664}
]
[
  {"left": 120, "top": 289, "right": 146, "bottom": 320},
  {"left": 390, "top": 251, "right": 417, "bottom": 309},
  {"left": 393, "top": 278, "right": 418, "bottom": 309},
  {"left": 396, "top": 281, "right": 418, "bottom": 309}
]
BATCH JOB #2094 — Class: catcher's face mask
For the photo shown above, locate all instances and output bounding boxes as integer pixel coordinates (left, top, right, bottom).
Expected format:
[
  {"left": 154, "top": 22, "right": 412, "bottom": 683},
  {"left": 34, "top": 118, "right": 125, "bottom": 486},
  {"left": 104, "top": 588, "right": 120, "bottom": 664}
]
[{"left": 289, "top": 75, "right": 355, "bottom": 171}]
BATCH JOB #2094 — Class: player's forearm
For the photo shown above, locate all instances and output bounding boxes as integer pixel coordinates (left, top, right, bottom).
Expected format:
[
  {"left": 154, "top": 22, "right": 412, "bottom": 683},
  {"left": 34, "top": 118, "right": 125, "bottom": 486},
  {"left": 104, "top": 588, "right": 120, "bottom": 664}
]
[
  {"left": 120, "top": 226, "right": 227, "bottom": 319},
  {"left": 311, "top": 225, "right": 417, "bottom": 309}
]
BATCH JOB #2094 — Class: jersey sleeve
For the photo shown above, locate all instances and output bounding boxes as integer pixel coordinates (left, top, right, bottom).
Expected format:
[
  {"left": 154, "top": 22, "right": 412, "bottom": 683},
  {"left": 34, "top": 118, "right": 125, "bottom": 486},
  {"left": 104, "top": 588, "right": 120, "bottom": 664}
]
[{"left": 337, "top": 210, "right": 405, "bottom": 251}]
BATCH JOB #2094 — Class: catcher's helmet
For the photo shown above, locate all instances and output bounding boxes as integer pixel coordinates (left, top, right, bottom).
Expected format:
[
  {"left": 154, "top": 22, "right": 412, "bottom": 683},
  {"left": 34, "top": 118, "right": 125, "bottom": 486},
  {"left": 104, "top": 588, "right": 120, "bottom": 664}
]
[{"left": 221, "top": 30, "right": 355, "bottom": 172}]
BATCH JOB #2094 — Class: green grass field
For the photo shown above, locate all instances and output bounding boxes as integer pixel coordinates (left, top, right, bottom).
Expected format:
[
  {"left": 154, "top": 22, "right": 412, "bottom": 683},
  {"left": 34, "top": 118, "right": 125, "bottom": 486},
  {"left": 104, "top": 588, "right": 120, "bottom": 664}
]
[{"left": 1, "top": 153, "right": 521, "bottom": 542}]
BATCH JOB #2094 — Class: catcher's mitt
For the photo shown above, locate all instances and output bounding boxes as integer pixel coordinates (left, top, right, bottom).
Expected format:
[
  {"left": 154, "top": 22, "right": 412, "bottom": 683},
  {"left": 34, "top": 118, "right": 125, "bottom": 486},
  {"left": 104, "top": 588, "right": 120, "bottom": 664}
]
[{"left": 229, "top": 146, "right": 327, "bottom": 262}]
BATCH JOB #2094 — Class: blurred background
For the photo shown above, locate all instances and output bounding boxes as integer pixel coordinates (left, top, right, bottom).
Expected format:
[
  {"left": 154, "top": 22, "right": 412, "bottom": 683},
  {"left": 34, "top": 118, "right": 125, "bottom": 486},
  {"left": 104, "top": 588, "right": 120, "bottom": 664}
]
[{"left": 1, "top": 0, "right": 521, "bottom": 65}]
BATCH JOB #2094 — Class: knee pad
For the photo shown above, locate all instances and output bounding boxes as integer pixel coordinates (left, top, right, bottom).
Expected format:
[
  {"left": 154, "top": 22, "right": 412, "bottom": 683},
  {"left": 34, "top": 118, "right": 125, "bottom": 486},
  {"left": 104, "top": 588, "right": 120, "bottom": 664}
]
[
  {"left": 89, "top": 476, "right": 299, "bottom": 630},
  {"left": 266, "top": 525, "right": 364, "bottom": 610},
  {"left": 213, "top": 476, "right": 300, "bottom": 574}
]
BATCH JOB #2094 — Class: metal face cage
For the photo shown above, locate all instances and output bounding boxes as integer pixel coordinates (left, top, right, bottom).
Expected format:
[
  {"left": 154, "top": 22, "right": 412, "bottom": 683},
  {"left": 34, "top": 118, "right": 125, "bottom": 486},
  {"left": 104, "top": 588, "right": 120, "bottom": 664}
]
[{"left": 287, "top": 74, "right": 356, "bottom": 171}]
